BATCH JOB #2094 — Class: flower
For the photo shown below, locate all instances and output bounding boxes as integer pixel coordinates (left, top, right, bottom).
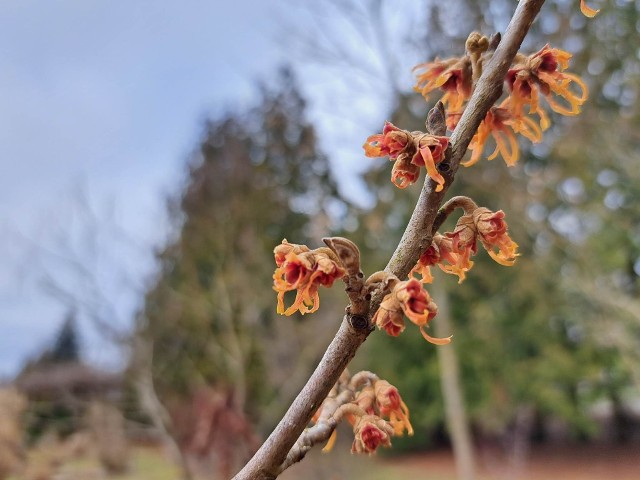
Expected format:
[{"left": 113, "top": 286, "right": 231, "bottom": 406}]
[
  {"left": 391, "top": 155, "right": 421, "bottom": 189},
  {"left": 364, "top": 122, "right": 416, "bottom": 190},
  {"left": 373, "top": 294, "right": 406, "bottom": 337},
  {"left": 506, "top": 45, "right": 588, "bottom": 123},
  {"left": 363, "top": 121, "right": 412, "bottom": 159},
  {"left": 374, "top": 279, "right": 449, "bottom": 344},
  {"left": 351, "top": 415, "right": 394, "bottom": 454},
  {"left": 364, "top": 122, "right": 449, "bottom": 191},
  {"left": 394, "top": 279, "right": 451, "bottom": 345},
  {"left": 435, "top": 232, "right": 475, "bottom": 284},
  {"left": 373, "top": 380, "right": 413, "bottom": 436},
  {"left": 413, "top": 133, "right": 450, "bottom": 192},
  {"left": 464, "top": 103, "right": 543, "bottom": 167},
  {"left": 273, "top": 239, "right": 310, "bottom": 267},
  {"left": 410, "top": 243, "right": 441, "bottom": 284},
  {"left": 414, "top": 56, "right": 473, "bottom": 111},
  {"left": 273, "top": 243, "right": 345, "bottom": 315},
  {"left": 580, "top": 0, "right": 599, "bottom": 17},
  {"left": 473, "top": 208, "right": 519, "bottom": 266}
]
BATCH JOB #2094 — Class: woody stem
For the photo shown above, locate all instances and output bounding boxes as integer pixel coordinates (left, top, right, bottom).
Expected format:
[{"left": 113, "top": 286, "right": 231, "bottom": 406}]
[
  {"left": 233, "top": 1, "right": 546, "bottom": 478},
  {"left": 432, "top": 196, "right": 479, "bottom": 233}
]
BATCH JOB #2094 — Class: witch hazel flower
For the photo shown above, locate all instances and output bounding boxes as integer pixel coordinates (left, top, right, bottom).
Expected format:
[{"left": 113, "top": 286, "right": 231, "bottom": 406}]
[
  {"left": 373, "top": 278, "right": 451, "bottom": 345},
  {"left": 473, "top": 207, "right": 520, "bottom": 266},
  {"left": 506, "top": 45, "right": 588, "bottom": 124},
  {"left": 373, "top": 380, "right": 413, "bottom": 436},
  {"left": 273, "top": 241, "right": 345, "bottom": 316},
  {"left": 413, "top": 56, "right": 473, "bottom": 112},
  {"left": 462, "top": 102, "right": 543, "bottom": 167},
  {"left": 351, "top": 415, "right": 394, "bottom": 455},
  {"left": 363, "top": 121, "right": 449, "bottom": 191}
]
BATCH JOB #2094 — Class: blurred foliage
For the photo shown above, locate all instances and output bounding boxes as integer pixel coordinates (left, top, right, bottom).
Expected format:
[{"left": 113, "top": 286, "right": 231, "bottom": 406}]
[{"left": 352, "top": 0, "right": 640, "bottom": 450}]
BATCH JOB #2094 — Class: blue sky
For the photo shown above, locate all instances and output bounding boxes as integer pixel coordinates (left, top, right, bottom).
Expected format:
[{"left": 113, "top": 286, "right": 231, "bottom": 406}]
[
  {"left": 0, "top": 0, "right": 295, "bottom": 377},
  {"left": 0, "top": 0, "right": 435, "bottom": 378}
]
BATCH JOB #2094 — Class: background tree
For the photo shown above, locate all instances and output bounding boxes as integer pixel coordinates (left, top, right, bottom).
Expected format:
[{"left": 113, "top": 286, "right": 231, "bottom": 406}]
[{"left": 135, "top": 68, "right": 349, "bottom": 478}]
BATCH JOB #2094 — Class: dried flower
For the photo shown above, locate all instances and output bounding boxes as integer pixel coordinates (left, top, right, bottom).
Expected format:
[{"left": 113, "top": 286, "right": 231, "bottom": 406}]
[
  {"left": 273, "top": 243, "right": 345, "bottom": 315},
  {"left": 374, "top": 380, "right": 413, "bottom": 436},
  {"left": 351, "top": 415, "right": 393, "bottom": 454},
  {"left": 414, "top": 56, "right": 473, "bottom": 111}
]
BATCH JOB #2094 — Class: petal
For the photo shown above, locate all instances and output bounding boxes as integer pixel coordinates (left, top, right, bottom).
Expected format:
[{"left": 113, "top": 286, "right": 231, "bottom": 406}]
[
  {"left": 420, "top": 326, "right": 452, "bottom": 345},
  {"left": 580, "top": 0, "right": 600, "bottom": 17}
]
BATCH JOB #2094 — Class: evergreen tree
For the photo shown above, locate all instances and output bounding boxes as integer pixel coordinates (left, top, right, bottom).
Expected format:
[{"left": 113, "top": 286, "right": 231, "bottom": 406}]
[
  {"left": 134, "top": 68, "right": 348, "bottom": 474},
  {"left": 48, "top": 312, "right": 81, "bottom": 364}
]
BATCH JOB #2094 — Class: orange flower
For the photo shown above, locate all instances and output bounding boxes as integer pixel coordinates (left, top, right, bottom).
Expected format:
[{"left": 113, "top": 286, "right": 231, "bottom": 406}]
[
  {"left": 374, "top": 380, "right": 413, "bottom": 436},
  {"left": 363, "top": 121, "right": 412, "bottom": 159},
  {"left": 373, "top": 294, "right": 406, "bottom": 337},
  {"left": 410, "top": 243, "right": 441, "bottom": 284},
  {"left": 273, "top": 243, "right": 345, "bottom": 316},
  {"left": 351, "top": 415, "right": 393, "bottom": 454},
  {"left": 394, "top": 279, "right": 450, "bottom": 345},
  {"left": 414, "top": 56, "right": 473, "bottom": 111},
  {"left": 375, "top": 279, "right": 449, "bottom": 344},
  {"left": 364, "top": 121, "right": 449, "bottom": 191},
  {"left": 466, "top": 106, "right": 519, "bottom": 167},
  {"left": 391, "top": 155, "right": 421, "bottom": 189},
  {"left": 473, "top": 208, "right": 519, "bottom": 266},
  {"left": 506, "top": 45, "right": 588, "bottom": 122},
  {"left": 434, "top": 233, "right": 475, "bottom": 284},
  {"left": 273, "top": 239, "right": 310, "bottom": 267},
  {"left": 580, "top": 0, "right": 599, "bottom": 17},
  {"left": 413, "top": 133, "right": 449, "bottom": 192}
]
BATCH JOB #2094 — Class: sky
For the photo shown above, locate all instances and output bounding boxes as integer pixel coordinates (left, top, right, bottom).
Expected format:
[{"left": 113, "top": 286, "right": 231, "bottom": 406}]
[
  {"left": 0, "top": 0, "right": 299, "bottom": 377},
  {"left": 0, "top": 0, "right": 454, "bottom": 378},
  {"left": 0, "top": 0, "right": 424, "bottom": 378}
]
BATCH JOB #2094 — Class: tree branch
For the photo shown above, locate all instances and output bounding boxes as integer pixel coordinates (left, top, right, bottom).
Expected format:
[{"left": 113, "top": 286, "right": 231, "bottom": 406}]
[{"left": 233, "top": 1, "right": 545, "bottom": 478}]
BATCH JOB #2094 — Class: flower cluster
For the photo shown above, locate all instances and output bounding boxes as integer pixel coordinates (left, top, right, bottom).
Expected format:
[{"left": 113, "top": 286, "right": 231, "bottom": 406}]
[
  {"left": 363, "top": 121, "right": 449, "bottom": 191},
  {"left": 409, "top": 33, "right": 589, "bottom": 168},
  {"left": 273, "top": 240, "right": 345, "bottom": 316},
  {"left": 411, "top": 204, "right": 519, "bottom": 284},
  {"left": 373, "top": 278, "right": 451, "bottom": 345},
  {"left": 313, "top": 371, "right": 413, "bottom": 455}
]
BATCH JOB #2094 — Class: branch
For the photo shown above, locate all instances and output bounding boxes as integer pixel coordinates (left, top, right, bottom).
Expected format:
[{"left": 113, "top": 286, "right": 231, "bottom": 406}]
[{"left": 233, "top": 1, "right": 545, "bottom": 478}]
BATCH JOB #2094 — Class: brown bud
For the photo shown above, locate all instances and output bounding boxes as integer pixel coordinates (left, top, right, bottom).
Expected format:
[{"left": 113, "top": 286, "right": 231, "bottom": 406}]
[
  {"left": 426, "top": 101, "right": 447, "bottom": 136},
  {"left": 323, "top": 237, "right": 361, "bottom": 277}
]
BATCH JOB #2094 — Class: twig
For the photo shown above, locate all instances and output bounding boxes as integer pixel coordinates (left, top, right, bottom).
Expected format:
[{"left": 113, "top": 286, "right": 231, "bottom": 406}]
[{"left": 233, "top": 1, "right": 545, "bottom": 478}]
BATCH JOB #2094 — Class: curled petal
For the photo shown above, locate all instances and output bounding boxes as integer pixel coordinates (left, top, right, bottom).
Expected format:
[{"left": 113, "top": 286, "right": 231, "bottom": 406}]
[
  {"left": 322, "top": 430, "right": 337, "bottom": 453},
  {"left": 374, "top": 294, "right": 406, "bottom": 337},
  {"left": 420, "top": 326, "right": 452, "bottom": 345},
  {"left": 473, "top": 208, "right": 520, "bottom": 266},
  {"left": 391, "top": 155, "right": 420, "bottom": 189},
  {"left": 580, "top": 0, "right": 599, "bottom": 17},
  {"left": 351, "top": 415, "right": 394, "bottom": 454}
]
